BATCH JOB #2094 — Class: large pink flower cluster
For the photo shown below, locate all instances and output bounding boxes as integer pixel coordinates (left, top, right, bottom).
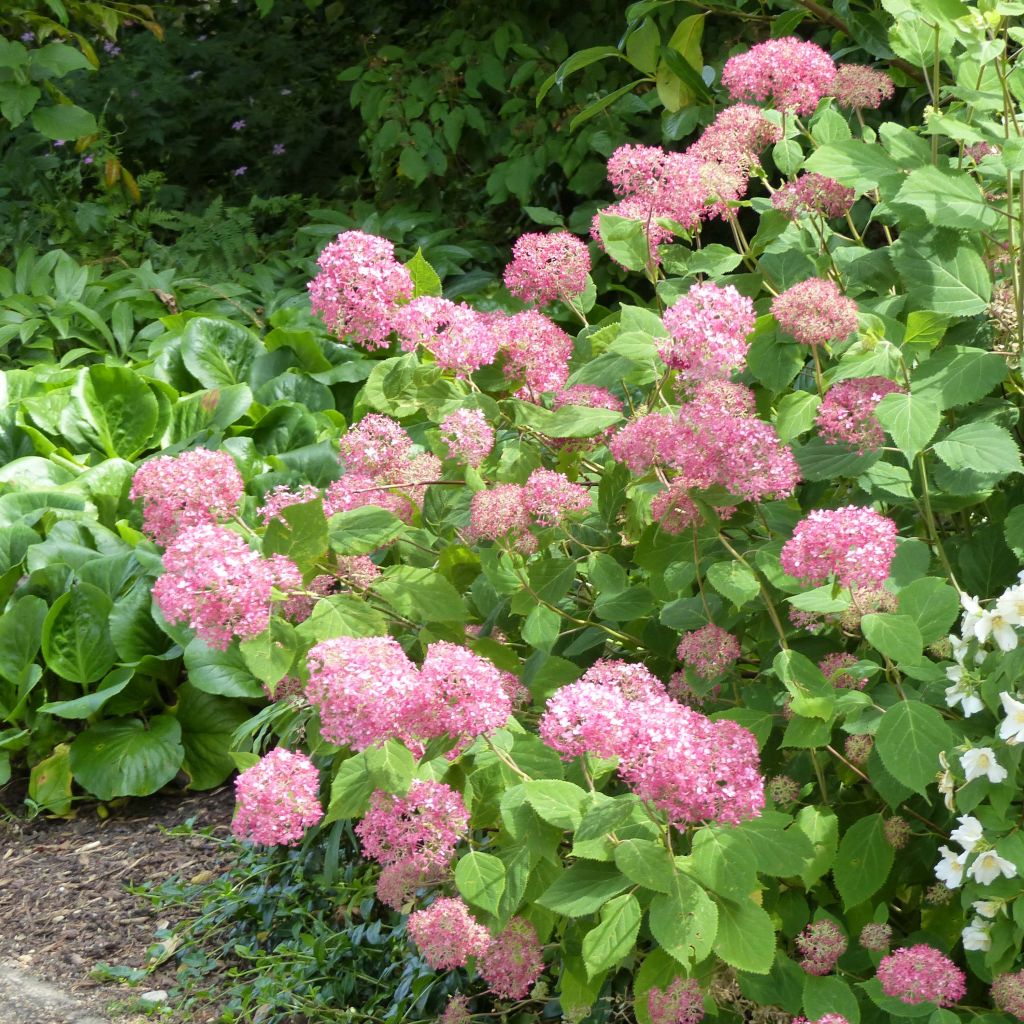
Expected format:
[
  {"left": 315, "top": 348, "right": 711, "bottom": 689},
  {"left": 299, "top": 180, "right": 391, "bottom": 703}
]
[
  {"left": 522, "top": 468, "right": 592, "bottom": 526},
  {"left": 407, "top": 898, "right": 491, "bottom": 970},
  {"left": 771, "top": 173, "right": 855, "bottom": 221},
  {"left": 439, "top": 408, "right": 494, "bottom": 467},
  {"left": 687, "top": 104, "right": 781, "bottom": 168},
  {"left": 676, "top": 624, "right": 741, "bottom": 679},
  {"left": 503, "top": 232, "right": 591, "bottom": 307},
  {"left": 539, "top": 659, "right": 764, "bottom": 827},
  {"left": 232, "top": 748, "right": 323, "bottom": 846},
  {"left": 607, "top": 144, "right": 708, "bottom": 231},
  {"left": 392, "top": 296, "right": 499, "bottom": 376},
  {"left": 152, "top": 524, "right": 300, "bottom": 650},
  {"left": 781, "top": 506, "right": 898, "bottom": 589},
  {"left": 722, "top": 37, "right": 836, "bottom": 115},
  {"left": 647, "top": 977, "right": 705, "bottom": 1024},
  {"left": 477, "top": 917, "right": 545, "bottom": 999},
  {"left": 130, "top": 448, "right": 244, "bottom": 546},
  {"left": 772, "top": 278, "right": 859, "bottom": 346},
  {"left": 338, "top": 414, "right": 413, "bottom": 477},
  {"left": 876, "top": 945, "right": 967, "bottom": 1007},
  {"left": 308, "top": 230, "right": 413, "bottom": 349},
  {"left": 816, "top": 376, "right": 901, "bottom": 452},
  {"left": 660, "top": 282, "right": 756, "bottom": 380},
  {"left": 488, "top": 309, "right": 574, "bottom": 395}
]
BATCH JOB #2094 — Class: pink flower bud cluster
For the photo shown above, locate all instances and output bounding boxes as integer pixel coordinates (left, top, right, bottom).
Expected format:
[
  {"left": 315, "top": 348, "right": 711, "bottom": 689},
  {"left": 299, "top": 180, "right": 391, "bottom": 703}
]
[
  {"left": 647, "top": 977, "right": 705, "bottom": 1024},
  {"left": 503, "top": 232, "right": 591, "bottom": 307},
  {"left": 393, "top": 296, "right": 499, "bottom": 377},
  {"left": 130, "top": 448, "right": 244, "bottom": 546},
  {"left": 722, "top": 37, "right": 837, "bottom": 115},
  {"left": 818, "top": 651, "right": 863, "bottom": 690},
  {"left": 993, "top": 970, "right": 1024, "bottom": 1021},
  {"left": 660, "top": 282, "right": 756, "bottom": 380},
  {"left": 796, "top": 920, "right": 847, "bottom": 975},
  {"left": 792, "top": 1017, "right": 850, "bottom": 1024},
  {"left": 487, "top": 309, "right": 575, "bottom": 396},
  {"left": 152, "top": 524, "right": 301, "bottom": 650},
  {"left": 676, "top": 624, "right": 741, "bottom": 679},
  {"left": 539, "top": 659, "right": 764, "bottom": 827},
  {"left": 876, "top": 945, "right": 967, "bottom": 1007},
  {"left": 477, "top": 917, "right": 545, "bottom": 999},
  {"left": 771, "top": 173, "right": 855, "bottom": 221},
  {"left": 439, "top": 408, "right": 494, "bottom": 467},
  {"left": 816, "top": 376, "right": 902, "bottom": 452},
  {"left": 859, "top": 922, "right": 893, "bottom": 951},
  {"left": 467, "top": 469, "right": 592, "bottom": 545},
  {"left": 781, "top": 506, "right": 898, "bottom": 589},
  {"left": 232, "top": 748, "right": 324, "bottom": 846},
  {"left": 305, "top": 636, "right": 514, "bottom": 755},
  {"left": 772, "top": 278, "right": 859, "bottom": 347},
  {"left": 308, "top": 230, "right": 414, "bottom": 349},
  {"left": 407, "top": 898, "right": 491, "bottom": 970},
  {"left": 832, "top": 64, "right": 894, "bottom": 110}
]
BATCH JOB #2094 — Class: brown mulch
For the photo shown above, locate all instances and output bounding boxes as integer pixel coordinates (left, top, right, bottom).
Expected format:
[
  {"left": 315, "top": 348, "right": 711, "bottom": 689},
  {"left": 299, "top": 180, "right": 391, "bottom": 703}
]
[{"left": 0, "top": 779, "right": 236, "bottom": 1020}]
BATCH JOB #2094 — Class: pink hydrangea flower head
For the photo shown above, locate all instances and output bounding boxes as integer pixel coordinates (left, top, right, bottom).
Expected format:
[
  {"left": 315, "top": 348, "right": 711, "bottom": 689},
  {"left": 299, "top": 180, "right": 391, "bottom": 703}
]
[
  {"left": 553, "top": 384, "right": 622, "bottom": 414},
  {"left": 676, "top": 624, "right": 741, "bottom": 679},
  {"left": 523, "top": 468, "right": 591, "bottom": 526},
  {"left": 817, "top": 376, "right": 902, "bottom": 452},
  {"left": 355, "top": 779, "right": 469, "bottom": 869},
  {"left": 609, "top": 412, "right": 683, "bottom": 473},
  {"left": 439, "top": 995, "right": 473, "bottom": 1024},
  {"left": 439, "top": 408, "right": 494, "bottom": 467},
  {"left": 992, "top": 970, "right": 1024, "bottom": 1021},
  {"left": 336, "top": 555, "right": 381, "bottom": 589},
  {"left": 818, "top": 651, "right": 863, "bottom": 690},
  {"left": 489, "top": 308, "right": 574, "bottom": 395},
  {"left": 792, "top": 1017, "right": 850, "bottom": 1024},
  {"left": 771, "top": 173, "right": 856, "bottom": 220},
  {"left": 606, "top": 145, "right": 708, "bottom": 230},
  {"left": 375, "top": 860, "right": 441, "bottom": 911},
  {"left": 966, "top": 141, "right": 999, "bottom": 163},
  {"left": 478, "top": 917, "right": 545, "bottom": 999},
  {"left": 688, "top": 103, "right": 782, "bottom": 168},
  {"left": 796, "top": 919, "right": 848, "bottom": 975},
  {"left": 412, "top": 641, "right": 514, "bottom": 754},
  {"left": 660, "top": 282, "right": 756, "bottom": 379},
  {"left": 859, "top": 922, "right": 893, "bottom": 952},
  {"left": 832, "top": 64, "right": 895, "bottom": 109},
  {"left": 406, "top": 898, "right": 491, "bottom": 970},
  {"left": 699, "top": 161, "right": 750, "bottom": 220},
  {"left": 647, "top": 977, "right": 705, "bottom": 1024},
  {"left": 503, "top": 231, "right": 591, "bottom": 306},
  {"left": 232, "top": 748, "right": 323, "bottom": 846},
  {"left": 392, "top": 296, "right": 499, "bottom": 376},
  {"left": 152, "top": 525, "right": 300, "bottom": 650},
  {"left": 722, "top": 37, "right": 836, "bottom": 115},
  {"left": 772, "top": 278, "right": 859, "bottom": 346},
  {"left": 130, "top": 448, "right": 244, "bottom": 546},
  {"left": 651, "top": 482, "right": 702, "bottom": 535},
  {"left": 582, "top": 658, "right": 665, "bottom": 700},
  {"left": 323, "top": 473, "right": 415, "bottom": 523},
  {"left": 305, "top": 635, "right": 420, "bottom": 750},
  {"left": 780, "top": 506, "right": 898, "bottom": 589},
  {"left": 467, "top": 484, "right": 532, "bottom": 544},
  {"left": 307, "top": 230, "right": 413, "bottom": 349},
  {"left": 258, "top": 484, "right": 321, "bottom": 525},
  {"left": 668, "top": 672, "right": 721, "bottom": 707},
  {"left": 338, "top": 414, "right": 414, "bottom": 478},
  {"left": 877, "top": 945, "right": 966, "bottom": 1006}
]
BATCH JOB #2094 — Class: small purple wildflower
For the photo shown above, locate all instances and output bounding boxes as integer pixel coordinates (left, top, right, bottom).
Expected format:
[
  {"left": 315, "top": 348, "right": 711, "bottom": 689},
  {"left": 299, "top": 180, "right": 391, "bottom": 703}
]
[
  {"left": 232, "top": 119, "right": 246, "bottom": 131},
  {"left": 272, "top": 143, "right": 286, "bottom": 156},
  {"left": 82, "top": 155, "right": 94, "bottom": 165},
  {"left": 20, "top": 32, "right": 34, "bottom": 42},
  {"left": 53, "top": 140, "right": 66, "bottom": 148},
  {"left": 233, "top": 165, "right": 248, "bottom": 177}
]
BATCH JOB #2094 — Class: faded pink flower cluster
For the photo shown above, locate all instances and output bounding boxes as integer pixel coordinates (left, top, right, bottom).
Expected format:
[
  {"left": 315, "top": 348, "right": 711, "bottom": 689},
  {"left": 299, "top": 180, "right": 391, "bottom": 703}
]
[
  {"left": 308, "top": 230, "right": 413, "bottom": 349},
  {"left": 467, "top": 469, "right": 592, "bottom": 546},
  {"left": 817, "top": 376, "right": 901, "bottom": 452},
  {"left": 832, "top": 64, "right": 895, "bottom": 110},
  {"left": 660, "top": 282, "right": 756, "bottom": 380},
  {"left": 393, "top": 295, "right": 499, "bottom": 377},
  {"left": 859, "top": 922, "right": 893, "bottom": 952},
  {"left": 130, "top": 448, "right": 244, "bottom": 546},
  {"left": 477, "top": 917, "right": 545, "bottom": 998},
  {"left": 488, "top": 308, "right": 575, "bottom": 396},
  {"left": 771, "top": 173, "right": 855, "bottom": 221},
  {"left": 876, "top": 945, "right": 966, "bottom": 1007},
  {"left": 152, "top": 524, "right": 301, "bottom": 650},
  {"left": 676, "top": 624, "right": 741, "bottom": 679},
  {"left": 796, "top": 919, "right": 847, "bottom": 975},
  {"left": 772, "top": 278, "right": 859, "bottom": 346},
  {"left": 780, "top": 506, "right": 898, "bottom": 589},
  {"left": 722, "top": 37, "right": 836, "bottom": 115},
  {"left": 818, "top": 651, "right": 863, "bottom": 690},
  {"left": 539, "top": 659, "right": 764, "bottom": 827},
  {"left": 647, "top": 977, "right": 705, "bottom": 1024},
  {"left": 993, "top": 970, "right": 1024, "bottom": 1020},
  {"left": 232, "top": 748, "right": 323, "bottom": 845},
  {"left": 503, "top": 232, "right": 591, "bottom": 306},
  {"left": 407, "top": 898, "right": 491, "bottom": 969},
  {"left": 439, "top": 408, "right": 494, "bottom": 467}
]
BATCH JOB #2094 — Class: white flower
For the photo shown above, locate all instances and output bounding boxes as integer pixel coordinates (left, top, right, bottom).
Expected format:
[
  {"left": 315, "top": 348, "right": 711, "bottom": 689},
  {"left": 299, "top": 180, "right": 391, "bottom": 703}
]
[
  {"left": 945, "top": 673, "right": 985, "bottom": 717},
  {"left": 972, "top": 899, "right": 1000, "bottom": 919},
  {"left": 962, "top": 917, "right": 992, "bottom": 951},
  {"left": 935, "top": 845, "right": 965, "bottom": 888},
  {"left": 961, "top": 594, "right": 983, "bottom": 640},
  {"left": 996, "top": 585, "right": 1024, "bottom": 625},
  {"left": 960, "top": 747, "right": 1009, "bottom": 784},
  {"left": 974, "top": 609, "right": 1018, "bottom": 652},
  {"left": 998, "top": 691, "right": 1024, "bottom": 745},
  {"left": 950, "top": 815, "right": 984, "bottom": 852},
  {"left": 937, "top": 751, "right": 956, "bottom": 811},
  {"left": 967, "top": 850, "right": 1018, "bottom": 885}
]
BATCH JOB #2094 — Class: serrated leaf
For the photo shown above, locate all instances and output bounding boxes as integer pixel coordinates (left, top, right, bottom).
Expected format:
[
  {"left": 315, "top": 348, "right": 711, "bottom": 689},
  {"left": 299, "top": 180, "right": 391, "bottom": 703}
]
[
  {"left": 875, "top": 700, "right": 955, "bottom": 795},
  {"left": 875, "top": 391, "right": 940, "bottom": 465},
  {"left": 581, "top": 893, "right": 642, "bottom": 977},
  {"left": 455, "top": 852, "right": 506, "bottom": 916},
  {"left": 833, "top": 813, "right": 894, "bottom": 908}
]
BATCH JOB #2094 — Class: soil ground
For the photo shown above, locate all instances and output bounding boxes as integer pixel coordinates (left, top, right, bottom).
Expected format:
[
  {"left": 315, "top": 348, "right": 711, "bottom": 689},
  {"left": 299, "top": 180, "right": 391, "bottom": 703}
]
[{"left": 0, "top": 780, "right": 235, "bottom": 1023}]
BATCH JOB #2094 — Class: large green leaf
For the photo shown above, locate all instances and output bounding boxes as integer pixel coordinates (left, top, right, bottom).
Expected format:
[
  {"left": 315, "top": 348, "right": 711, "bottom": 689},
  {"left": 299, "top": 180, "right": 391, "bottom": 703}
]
[
  {"left": 648, "top": 872, "right": 717, "bottom": 967},
  {"left": 181, "top": 317, "right": 264, "bottom": 388},
  {"left": 37, "top": 667, "right": 133, "bottom": 720},
  {"left": 894, "top": 165, "right": 999, "bottom": 230},
  {"left": 69, "top": 715, "right": 184, "bottom": 799},
  {"left": 455, "top": 851, "right": 507, "bottom": 916},
  {"left": 833, "top": 813, "right": 894, "bottom": 909},
  {"left": 911, "top": 345, "right": 1007, "bottom": 409},
  {"left": 537, "top": 862, "right": 630, "bottom": 917},
  {"left": 897, "top": 576, "right": 959, "bottom": 644},
  {"left": 183, "top": 638, "right": 264, "bottom": 698},
  {"left": 0, "top": 595, "right": 47, "bottom": 686},
  {"left": 933, "top": 422, "right": 1022, "bottom": 476},
  {"left": 581, "top": 893, "right": 641, "bottom": 978},
  {"left": 41, "top": 583, "right": 117, "bottom": 684},
  {"left": 522, "top": 779, "right": 588, "bottom": 830},
  {"left": 74, "top": 365, "right": 159, "bottom": 459},
  {"left": 875, "top": 700, "right": 955, "bottom": 795},
  {"left": 173, "top": 682, "right": 252, "bottom": 790},
  {"left": 890, "top": 231, "right": 992, "bottom": 316},
  {"left": 372, "top": 566, "right": 467, "bottom": 623},
  {"left": 861, "top": 613, "right": 923, "bottom": 665},
  {"left": 713, "top": 896, "right": 777, "bottom": 974},
  {"left": 327, "top": 506, "right": 406, "bottom": 555},
  {"left": 802, "top": 140, "right": 902, "bottom": 194},
  {"left": 874, "top": 391, "right": 939, "bottom": 466},
  {"left": 803, "top": 975, "right": 861, "bottom": 1024},
  {"left": 263, "top": 500, "right": 328, "bottom": 569},
  {"left": 31, "top": 103, "right": 97, "bottom": 140}
]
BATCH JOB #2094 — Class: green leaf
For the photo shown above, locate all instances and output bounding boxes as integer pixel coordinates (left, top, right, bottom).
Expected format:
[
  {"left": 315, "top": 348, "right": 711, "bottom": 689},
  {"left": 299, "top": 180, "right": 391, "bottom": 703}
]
[
  {"left": 933, "top": 422, "right": 1022, "bottom": 476},
  {"left": 598, "top": 214, "right": 652, "bottom": 272},
  {"left": 508, "top": 399, "right": 622, "bottom": 438},
  {"left": 690, "top": 826, "right": 758, "bottom": 899},
  {"left": 0, "top": 596, "right": 47, "bottom": 686},
  {"left": 324, "top": 753, "right": 374, "bottom": 822},
  {"left": 648, "top": 872, "right": 718, "bottom": 967},
  {"left": 522, "top": 779, "right": 588, "bottom": 830},
  {"left": 537, "top": 861, "right": 630, "bottom": 916},
  {"left": 364, "top": 739, "right": 415, "bottom": 793},
  {"left": 804, "top": 975, "right": 861, "bottom": 1024},
  {"left": 37, "top": 667, "right": 133, "bottom": 719},
  {"left": 263, "top": 499, "right": 328, "bottom": 568},
  {"left": 713, "top": 897, "right": 777, "bottom": 974},
  {"left": 183, "top": 638, "right": 265, "bottom": 699},
  {"left": 581, "top": 893, "right": 641, "bottom": 978},
  {"left": 455, "top": 851, "right": 507, "bottom": 916},
  {"left": 861, "top": 613, "right": 924, "bottom": 664},
  {"left": 74, "top": 365, "right": 159, "bottom": 459},
  {"left": 875, "top": 700, "right": 955, "bottom": 795},
  {"left": 30, "top": 42, "right": 94, "bottom": 77},
  {"left": 890, "top": 231, "right": 992, "bottom": 317},
  {"left": 614, "top": 839, "right": 676, "bottom": 893},
  {"left": 772, "top": 650, "right": 835, "bottom": 720},
  {"left": 327, "top": 506, "right": 406, "bottom": 555},
  {"left": 802, "top": 140, "right": 901, "bottom": 194},
  {"left": 795, "top": 805, "right": 838, "bottom": 887},
  {"left": 897, "top": 577, "right": 959, "bottom": 644},
  {"left": 895, "top": 165, "right": 999, "bottom": 230},
  {"left": 69, "top": 715, "right": 184, "bottom": 800},
  {"left": 737, "top": 819, "right": 815, "bottom": 876},
  {"left": 0, "top": 82, "right": 41, "bottom": 126},
  {"left": 911, "top": 346, "right": 1007, "bottom": 410},
  {"left": 29, "top": 743, "right": 72, "bottom": 815},
  {"left": 833, "top": 813, "right": 894, "bottom": 909},
  {"left": 706, "top": 561, "right": 760, "bottom": 608},
  {"left": 41, "top": 583, "right": 117, "bottom": 684},
  {"left": 404, "top": 248, "right": 442, "bottom": 297},
  {"left": 180, "top": 317, "right": 264, "bottom": 389},
  {"left": 774, "top": 391, "right": 821, "bottom": 442},
  {"left": 570, "top": 79, "right": 648, "bottom": 130},
  {"left": 537, "top": 46, "right": 624, "bottom": 104},
  {"left": 523, "top": 604, "right": 561, "bottom": 652},
  {"left": 239, "top": 618, "right": 298, "bottom": 687},
  {"left": 109, "top": 581, "right": 168, "bottom": 664},
  {"left": 31, "top": 102, "right": 97, "bottom": 140},
  {"left": 173, "top": 682, "right": 251, "bottom": 790},
  {"left": 625, "top": 17, "right": 660, "bottom": 73},
  {"left": 295, "top": 593, "right": 389, "bottom": 642},
  {"left": 874, "top": 391, "right": 940, "bottom": 465},
  {"left": 372, "top": 566, "right": 467, "bottom": 623}
]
